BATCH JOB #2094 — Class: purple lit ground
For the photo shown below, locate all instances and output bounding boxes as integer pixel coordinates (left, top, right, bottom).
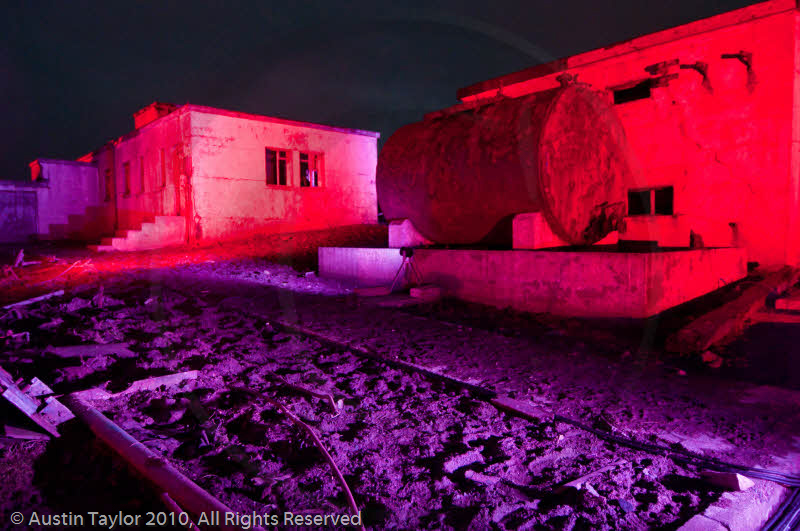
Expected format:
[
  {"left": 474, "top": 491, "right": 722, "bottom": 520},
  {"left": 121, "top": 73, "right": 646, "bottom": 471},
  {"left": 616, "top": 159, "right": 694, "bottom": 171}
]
[{"left": 0, "top": 231, "right": 798, "bottom": 530}]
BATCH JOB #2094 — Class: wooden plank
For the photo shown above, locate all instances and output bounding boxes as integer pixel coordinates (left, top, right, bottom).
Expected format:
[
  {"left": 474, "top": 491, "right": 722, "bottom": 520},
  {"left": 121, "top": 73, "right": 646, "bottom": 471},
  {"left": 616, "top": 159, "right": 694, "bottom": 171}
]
[
  {"left": 666, "top": 267, "right": 800, "bottom": 353},
  {"left": 4, "top": 425, "right": 49, "bottom": 440},
  {"left": 2, "top": 290, "right": 65, "bottom": 309}
]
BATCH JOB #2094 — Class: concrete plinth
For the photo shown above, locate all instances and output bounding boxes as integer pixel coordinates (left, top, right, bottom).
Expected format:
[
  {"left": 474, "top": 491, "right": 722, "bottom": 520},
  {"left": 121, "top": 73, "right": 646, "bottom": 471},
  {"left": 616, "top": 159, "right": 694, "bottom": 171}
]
[{"left": 319, "top": 246, "right": 747, "bottom": 318}]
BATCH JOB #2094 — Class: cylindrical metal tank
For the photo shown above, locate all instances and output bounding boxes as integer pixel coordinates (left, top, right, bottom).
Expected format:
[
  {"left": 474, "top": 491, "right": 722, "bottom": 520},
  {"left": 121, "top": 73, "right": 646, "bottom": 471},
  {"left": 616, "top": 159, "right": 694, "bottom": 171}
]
[{"left": 376, "top": 83, "right": 635, "bottom": 245}]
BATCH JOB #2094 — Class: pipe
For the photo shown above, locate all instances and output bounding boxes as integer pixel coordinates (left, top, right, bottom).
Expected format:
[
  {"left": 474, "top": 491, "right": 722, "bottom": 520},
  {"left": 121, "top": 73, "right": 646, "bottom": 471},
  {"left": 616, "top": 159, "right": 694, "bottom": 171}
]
[{"left": 62, "top": 395, "right": 240, "bottom": 531}]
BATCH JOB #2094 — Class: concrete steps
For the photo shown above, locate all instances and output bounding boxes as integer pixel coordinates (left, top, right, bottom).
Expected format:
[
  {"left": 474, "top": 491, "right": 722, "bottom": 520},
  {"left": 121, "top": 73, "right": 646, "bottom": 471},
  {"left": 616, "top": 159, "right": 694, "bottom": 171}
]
[{"left": 89, "top": 216, "right": 186, "bottom": 252}]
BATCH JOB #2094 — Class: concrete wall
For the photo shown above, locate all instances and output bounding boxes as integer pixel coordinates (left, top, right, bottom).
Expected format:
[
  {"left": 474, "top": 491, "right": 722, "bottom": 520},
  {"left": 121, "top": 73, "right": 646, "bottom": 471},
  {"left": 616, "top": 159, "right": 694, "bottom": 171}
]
[
  {"left": 0, "top": 182, "right": 39, "bottom": 243},
  {"left": 104, "top": 109, "right": 191, "bottom": 232},
  {"left": 188, "top": 107, "right": 378, "bottom": 242},
  {"left": 319, "top": 247, "right": 747, "bottom": 318},
  {"left": 458, "top": 3, "right": 798, "bottom": 265},
  {"left": 26, "top": 159, "right": 110, "bottom": 240}
]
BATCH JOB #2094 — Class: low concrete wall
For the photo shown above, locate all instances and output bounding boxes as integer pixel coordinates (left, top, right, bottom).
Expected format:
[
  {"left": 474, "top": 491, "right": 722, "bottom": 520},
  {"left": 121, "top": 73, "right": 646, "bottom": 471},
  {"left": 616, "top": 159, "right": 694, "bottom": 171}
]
[{"left": 319, "top": 247, "right": 747, "bottom": 318}]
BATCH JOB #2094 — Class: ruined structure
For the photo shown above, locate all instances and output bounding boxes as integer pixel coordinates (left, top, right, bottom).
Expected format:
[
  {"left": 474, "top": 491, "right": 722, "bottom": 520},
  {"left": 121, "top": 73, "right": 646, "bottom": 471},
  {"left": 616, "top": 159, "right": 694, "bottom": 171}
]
[
  {"left": 319, "top": 0, "right": 800, "bottom": 317},
  {"left": 2, "top": 103, "right": 379, "bottom": 250}
]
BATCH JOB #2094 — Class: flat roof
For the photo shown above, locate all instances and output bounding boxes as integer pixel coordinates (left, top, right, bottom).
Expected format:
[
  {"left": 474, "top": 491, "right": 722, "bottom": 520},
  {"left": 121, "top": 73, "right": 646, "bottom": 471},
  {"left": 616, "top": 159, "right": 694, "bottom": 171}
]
[
  {"left": 185, "top": 104, "right": 380, "bottom": 138},
  {"left": 457, "top": 0, "right": 796, "bottom": 100}
]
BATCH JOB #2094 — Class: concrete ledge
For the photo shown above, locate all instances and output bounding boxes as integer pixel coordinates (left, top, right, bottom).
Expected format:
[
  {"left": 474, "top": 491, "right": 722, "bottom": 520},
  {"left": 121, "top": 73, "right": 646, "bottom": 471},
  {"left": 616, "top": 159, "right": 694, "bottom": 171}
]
[
  {"left": 319, "top": 247, "right": 747, "bottom": 318},
  {"left": 678, "top": 479, "right": 787, "bottom": 531}
]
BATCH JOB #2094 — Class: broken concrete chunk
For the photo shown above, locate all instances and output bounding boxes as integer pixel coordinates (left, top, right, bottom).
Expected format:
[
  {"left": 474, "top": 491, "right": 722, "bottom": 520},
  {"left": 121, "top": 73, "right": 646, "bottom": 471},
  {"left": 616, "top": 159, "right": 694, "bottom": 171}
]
[
  {"left": 443, "top": 449, "right": 484, "bottom": 474},
  {"left": 464, "top": 470, "right": 500, "bottom": 486},
  {"left": 701, "top": 470, "right": 755, "bottom": 491}
]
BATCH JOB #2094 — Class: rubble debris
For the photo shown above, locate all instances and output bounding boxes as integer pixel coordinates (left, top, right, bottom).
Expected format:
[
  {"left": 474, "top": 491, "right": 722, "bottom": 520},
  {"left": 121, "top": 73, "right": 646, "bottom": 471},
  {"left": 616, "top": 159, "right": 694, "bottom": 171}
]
[
  {"left": 72, "top": 370, "right": 199, "bottom": 401},
  {"left": 92, "top": 286, "right": 106, "bottom": 308},
  {"left": 2, "top": 290, "right": 65, "bottom": 309},
  {"left": 46, "top": 342, "right": 137, "bottom": 360},
  {"left": 0, "top": 365, "right": 74, "bottom": 437},
  {"left": 265, "top": 397, "right": 362, "bottom": 527},
  {"left": 585, "top": 483, "right": 601, "bottom": 497},
  {"left": 701, "top": 470, "right": 755, "bottom": 491},
  {"left": 1, "top": 330, "right": 30, "bottom": 346},
  {"left": 556, "top": 460, "right": 626, "bottom": 493},
  {"left": 1, "top": 265, "right": 20, "bottom": 282},
  {"left": 61, "top": 395, "right": 238, "bottom": 531},
  {"left": 444, "top": 449, "right": 485, "bottom": 474},
  {"left": 271, "top": 373, "right": 342, "bottom": 415},
  {"left": 464, "top": 470, "right": 500, "bottom": 486},
  {"left": 29, "top": 258, "right": 92, "bottom": 286}
]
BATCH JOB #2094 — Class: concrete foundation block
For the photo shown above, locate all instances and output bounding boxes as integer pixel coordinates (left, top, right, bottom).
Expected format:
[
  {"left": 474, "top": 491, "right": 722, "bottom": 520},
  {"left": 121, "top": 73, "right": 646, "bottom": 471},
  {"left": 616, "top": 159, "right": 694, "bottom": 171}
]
[
  {"left": 512, "top": 213, "right": 567, "bottom": 249},
  {"left": 319, "top": 246, "right": 748, "bottom": 318},
  {"left": 388, "top": 219, "right": 434, "bottom": 248}
]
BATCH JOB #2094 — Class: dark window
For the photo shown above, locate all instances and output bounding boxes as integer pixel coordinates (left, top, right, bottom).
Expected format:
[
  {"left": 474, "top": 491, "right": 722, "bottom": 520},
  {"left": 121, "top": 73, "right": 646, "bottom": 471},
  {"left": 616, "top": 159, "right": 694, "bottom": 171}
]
[
  {"left": 123, "top": 162, "right": 131, "bottom": 196},
  {"left": 654, "top": 186, "right": 674, "bottom": 215},
  {"left": 300, "top": 152, "right": 322, "bottom": 187},
  {"left": 266, "top": 148, "right": 289, "bottom": 186},
  {"left": 614, "top": 80, "right": 652, "bottom": 104},
  {"left": 104, "top": 169, "right": 112, "bottom": 201},
  {"left": 628, "top": 190, "right": 651, "bottom": 216}
]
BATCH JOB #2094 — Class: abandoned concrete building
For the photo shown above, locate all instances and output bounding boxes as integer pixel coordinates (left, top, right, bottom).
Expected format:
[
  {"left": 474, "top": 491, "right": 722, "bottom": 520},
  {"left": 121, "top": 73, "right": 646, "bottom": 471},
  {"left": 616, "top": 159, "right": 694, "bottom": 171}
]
[
  {"left": 321, "top": 0, "right": 800, "bottom": 318},
  {"left": 0, "top": 102, "right": 379, "bottom": 250}
]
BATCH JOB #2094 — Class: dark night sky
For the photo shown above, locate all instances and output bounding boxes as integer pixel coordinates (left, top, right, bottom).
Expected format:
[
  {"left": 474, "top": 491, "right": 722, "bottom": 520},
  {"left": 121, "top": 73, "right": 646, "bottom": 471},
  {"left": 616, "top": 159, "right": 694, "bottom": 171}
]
[{"left": 0, "top": 0, "right": 754, "bottom": 180}]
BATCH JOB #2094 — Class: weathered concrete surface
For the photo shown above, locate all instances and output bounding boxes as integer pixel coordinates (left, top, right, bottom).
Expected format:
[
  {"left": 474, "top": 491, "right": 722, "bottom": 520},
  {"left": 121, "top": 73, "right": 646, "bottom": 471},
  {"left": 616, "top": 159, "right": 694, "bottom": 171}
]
[
  {"left": 388, "top": 219, "right": 434, "bottom": 248},
  {"left": 622, "top": 215, "right": 737, "bottom": 249},
  {"left": 319, "top": 246, "right": 747, "bottom": 318},
  {"left": 0, "top": 182, "right": 38, "bottom": 243},
  {"left": 319, "top": 247, "right": 404, "bottom": 288},
  {"left": 377, "top": 84, "right": 634, "bottom": 246},
  {"left": 188, "top": 105, "right": 379, "bottom": 242},
  {"left": 456, "top": 0, "right": 800, "bottom": 267},
  {"left": 512, "top": 212, "right": 568, "bottom": 249},
  {"left": 24, "top": 159, "right": 111, "bottom": 241}
]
